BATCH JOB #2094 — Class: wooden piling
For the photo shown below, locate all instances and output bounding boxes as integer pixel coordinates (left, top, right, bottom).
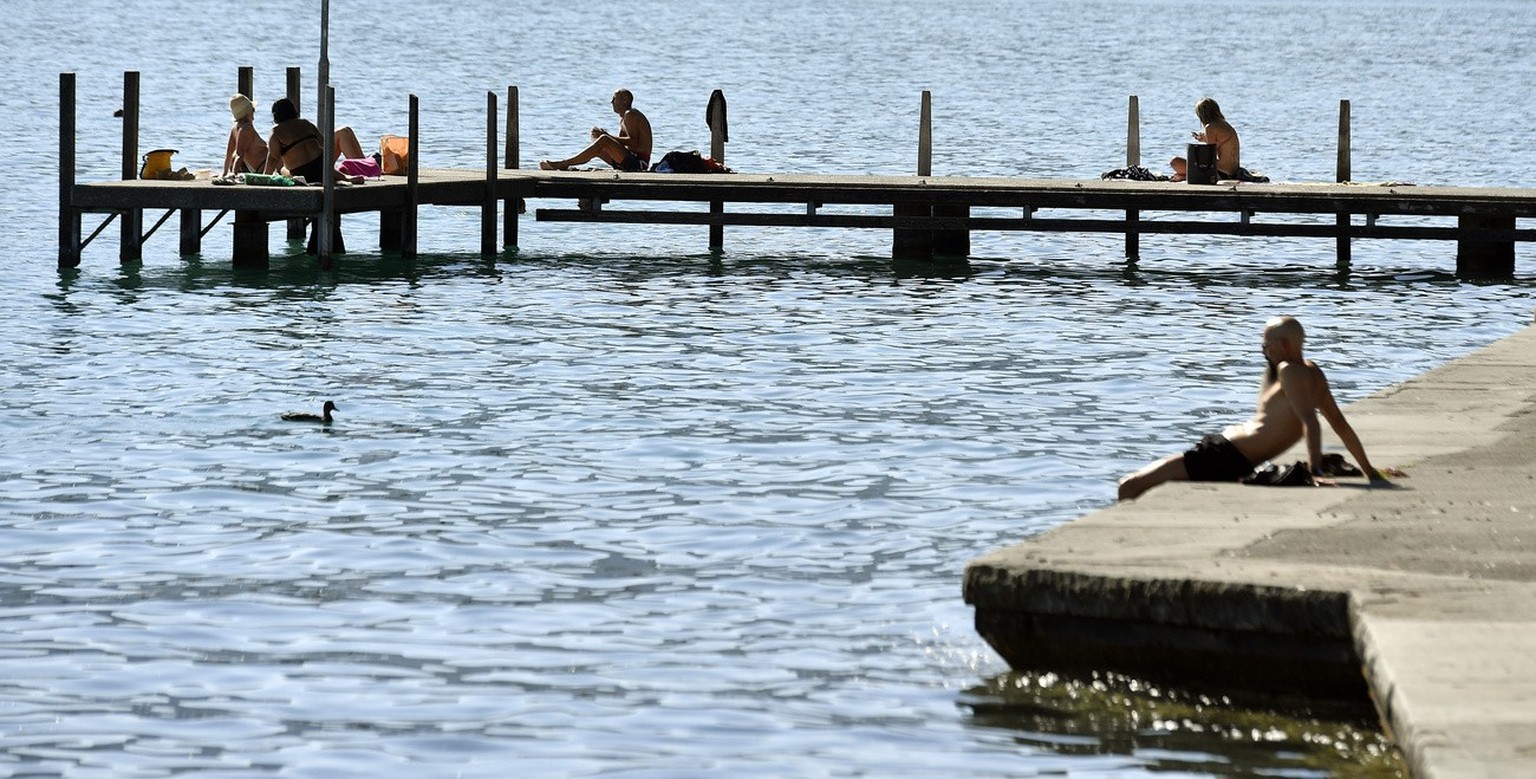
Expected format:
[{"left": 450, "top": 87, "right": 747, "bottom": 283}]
[
  {"left": 484, "top": 90, "right": 498, "bottom": 257},
  {"left": 504, "top": 85, "right": 519, "bottom": 249},
  {"left": 918, "top": 91, "right": 969, "bottom": 259},
  {"left": 286, "top": 67, "right": 306, "bottom": 240},
  {"left": 180, "top": 210, "right": 201, "bottom": 255},
  {"left": 917, "top": 90, "right": 933, "bottom": 178},
  {"left": 1336, "top": 99, "right": 1351, "bottom": 268},
  {"left": 237, "top": 66, "right": 253, "bottom": 102},
  {"left": 1457, "top": 214, "right": 1517, "bottom": 278},
  {"left": 1125, "top": 95, "right": 1141, "bottom": 260},
  {"left": 894, "top": 91, "right": 936, "bottom": 261},
  {"left": 383, "top": 95, "right": 419, "bottom": 255},
  {"left": 58, "top": 72, "right": 80, "bottom": 268},
  {"left": 317, "top": 84, "right": 335, "bottom": 264},
  {"left": 708, "top": 89, "right": 727, "bottom": 250},
  {"left": 405, "top": 94, "right": 419, "bottom": 259},
  {"left": 232, "top": 209, "right": 268, "bottom": 268},
  {"left": 120, "top": 71, "right": 142, "bottom": 263}
]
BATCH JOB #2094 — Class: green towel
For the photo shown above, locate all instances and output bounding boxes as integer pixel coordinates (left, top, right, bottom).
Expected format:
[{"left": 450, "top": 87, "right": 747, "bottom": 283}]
[{"left": 241, "top": 172, "right": 297, "bottom": 185}]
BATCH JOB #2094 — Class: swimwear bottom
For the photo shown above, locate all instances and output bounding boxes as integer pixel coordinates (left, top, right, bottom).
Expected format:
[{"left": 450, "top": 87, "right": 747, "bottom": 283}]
[
  {"left": 610, "top": 149, "right": 649, "bottom": 173},
  {"left": 1182, "top": 434, "right": 1255, "bottom": 482},
  {"left": 290, "top": 157, "right": 325, "bottom": 184}
]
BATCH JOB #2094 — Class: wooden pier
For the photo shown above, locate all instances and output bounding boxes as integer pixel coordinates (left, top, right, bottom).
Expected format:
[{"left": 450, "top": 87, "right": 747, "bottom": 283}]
[{"left": 59, "top": 73, "right": 1534, "bottom": 278}]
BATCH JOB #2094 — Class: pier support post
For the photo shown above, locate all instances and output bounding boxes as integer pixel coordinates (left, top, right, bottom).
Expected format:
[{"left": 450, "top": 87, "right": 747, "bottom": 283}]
[
  {"left": 59, "top": 72, "right": 80, "bottom": 268},
  {"left": 120, "top": 71, "right": 142, "bottom": 263},
  {"left": 405, "top": 95, "right": 419, "bottom": 259},
  {"left": 179, "top": 209, "right": 201, "bottom": 255},
  {"left": 237, "top": 66, "right": 253, "bottom": 103},
  {"left": 1456, "top": 214, "right": 1516, "bottom": 279},
  {"left": 1336, "top": 99, "right": 1352, "bottom": 270},
  {"left": 483, "top": 90, "right": 498, "bottom": 257},
  {"left": 286, "top": 67, "right": 307, "bottom": 241},
  {"left": 316, "top": 85, "right": 336, "bottom": 265},
  {"left": 232, "top": 211, "right": 268, "bottom": 268},
  {"left": 895, "top": 91, "right": 967, "bottom": 261},
  {"left": 504, "top": 86, "right": 519, "bottom": 249},
  {"left": 708, "top": 89, "right": 728, "bottom": 251},
  {"left": 894, "top": 91, "right": 936, "bottom": 261},
  {"left": 1125, "top": 95, "right": 1141, "bottom": 261}
]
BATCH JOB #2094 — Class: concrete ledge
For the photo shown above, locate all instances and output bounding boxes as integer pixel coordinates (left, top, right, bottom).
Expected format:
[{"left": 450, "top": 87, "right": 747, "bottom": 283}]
[{"left": 964, "top": 323, "right": 1536, "bottom": 778}]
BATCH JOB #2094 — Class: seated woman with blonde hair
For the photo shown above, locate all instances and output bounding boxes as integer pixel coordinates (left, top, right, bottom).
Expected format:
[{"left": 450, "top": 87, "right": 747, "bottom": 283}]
[{"left": 222, "top": 94, "right": 268, "bottom": 176}]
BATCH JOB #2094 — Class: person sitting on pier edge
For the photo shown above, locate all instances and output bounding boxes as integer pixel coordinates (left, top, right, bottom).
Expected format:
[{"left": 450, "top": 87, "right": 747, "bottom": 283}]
[
  {"left": 539, "top": 89, "right": 653, "bottom": 172},
  {"left": 1169, "top": 97, "right": 1266, "bottom": 183},
  {"left": 262, "top": 98, "right": 367, "bottom": 184},
  {"left": 1117, "top": 316, "right": 1397, "bottom": 501},
  {"left": 222, "top": 94, "right": 268, "bottom": 177}
]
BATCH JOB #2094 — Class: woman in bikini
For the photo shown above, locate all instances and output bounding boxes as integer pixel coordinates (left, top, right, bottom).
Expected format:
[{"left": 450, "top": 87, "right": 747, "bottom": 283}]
[{"left": 262, "top": 98, "right": 367, "bottom": 183}]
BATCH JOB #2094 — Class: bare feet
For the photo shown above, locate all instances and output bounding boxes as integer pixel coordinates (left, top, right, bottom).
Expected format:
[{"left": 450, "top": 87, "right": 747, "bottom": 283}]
[{"left": 539, "top": 160, "right": 564, "bottom": 171}]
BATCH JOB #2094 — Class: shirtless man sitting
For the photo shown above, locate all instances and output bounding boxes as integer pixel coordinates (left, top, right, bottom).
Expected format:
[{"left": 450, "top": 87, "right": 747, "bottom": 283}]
[
  {"left": 1170, "top": 97, "right": 1240, "bottom": 182},
  {"left": 1118, "top": 316, "right": 1395, "bottom": 501},
  {"left": 540, "top": 89, "right": 653, "bottom": 172}
]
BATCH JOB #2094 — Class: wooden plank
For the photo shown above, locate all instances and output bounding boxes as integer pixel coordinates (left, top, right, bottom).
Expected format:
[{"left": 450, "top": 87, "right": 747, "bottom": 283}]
[{"left": 535, "top": 207, "right": 1536, "bottom": 241}]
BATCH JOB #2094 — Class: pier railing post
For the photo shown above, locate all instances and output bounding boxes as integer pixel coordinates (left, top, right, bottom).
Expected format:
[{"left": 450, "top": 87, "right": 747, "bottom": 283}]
[
  {"left": 1336, "top": 99, "right": 1351, "bottom": 269},
  {"left": 917, "top": 90, "right": 932, "bottom": 178},
  {"left": 921, "top": 90, "right": 970, "bottom": 262},
  {"left": 893, "top": 91, "right": 935, "bottom": 261},
  {"left": 317, "top": 84, "right": 336, "bottom": 265},
  {"left": 286, "top": 67, "right": 306, "bottom": 240},
  {"left": 237, "top": 66, "right": 253, "bottom": 103},
  {"left": 894, "top": 91, "right": 936, "bottom": 261},
  {"left": 58, "top": 72, "right": 80, "bottom": 268},
  {"left": 708, "top": 89, "right": 727, "bottom": 251},
  {"left": 483, "top": 90, "right": 498, "bottom": 257},
  {"left": 120, "top": 71, "right": 142, "bottom": 263},
  {"left": 405, "top": 94, "right": 419, "bottom": 259},
  {"left": 504, "top": 85, "right": 519, "bottom": 249},
  {"left": 1125, "top": 95, "right": 1141, "bottom": 261}
]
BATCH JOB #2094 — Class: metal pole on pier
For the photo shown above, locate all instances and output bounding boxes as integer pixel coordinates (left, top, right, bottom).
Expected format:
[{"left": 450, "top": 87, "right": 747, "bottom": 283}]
[{"left": 316, "top": 0, "right": 333, "bottom": 262}]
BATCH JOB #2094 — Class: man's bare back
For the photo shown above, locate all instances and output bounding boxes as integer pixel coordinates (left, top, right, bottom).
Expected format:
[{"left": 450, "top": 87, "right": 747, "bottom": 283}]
[{"left": 1222, "top": 359, "right": 1318, "bottom": 465}]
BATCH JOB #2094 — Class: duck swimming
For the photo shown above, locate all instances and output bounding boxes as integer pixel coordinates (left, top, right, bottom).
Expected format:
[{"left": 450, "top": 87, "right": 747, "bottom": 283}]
[{"left": 282, "top": 400, "right": 337, "bottom": 424}]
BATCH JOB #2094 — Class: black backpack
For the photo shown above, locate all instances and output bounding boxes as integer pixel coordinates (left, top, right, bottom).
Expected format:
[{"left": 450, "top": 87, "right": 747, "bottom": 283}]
[{"left": 651, "top": 150, "right": 730, "bottom": 174}]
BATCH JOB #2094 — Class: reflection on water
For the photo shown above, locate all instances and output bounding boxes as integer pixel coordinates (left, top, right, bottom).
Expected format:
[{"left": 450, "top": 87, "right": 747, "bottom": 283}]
[{"left": 963, "top": 672, "right": 1406, "bottom": 777}]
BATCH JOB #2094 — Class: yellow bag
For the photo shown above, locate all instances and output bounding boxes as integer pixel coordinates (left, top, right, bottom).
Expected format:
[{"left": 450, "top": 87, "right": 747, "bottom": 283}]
[
  {"left": 140, "top": 148, "right": 177, "bottom": 179},
  {"left": 379, "top": 135, "right": 410, "bottom": 175}
]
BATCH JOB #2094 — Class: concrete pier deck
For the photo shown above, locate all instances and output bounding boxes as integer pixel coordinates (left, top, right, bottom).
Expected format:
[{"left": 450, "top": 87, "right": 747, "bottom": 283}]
[{"left": 964, "top": 323, "right": 1536, "bottom": 778}]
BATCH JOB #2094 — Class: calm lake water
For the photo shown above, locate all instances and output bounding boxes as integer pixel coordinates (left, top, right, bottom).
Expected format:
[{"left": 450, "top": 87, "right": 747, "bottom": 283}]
[{"left": 3, "top": 0, "right": 1533, "bottom": 776}]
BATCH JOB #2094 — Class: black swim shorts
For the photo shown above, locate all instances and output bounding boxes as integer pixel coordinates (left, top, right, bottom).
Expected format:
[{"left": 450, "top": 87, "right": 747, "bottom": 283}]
[
  {"left": 611, "top": 149, "right": 649, "bottom": 173},
  {"left": 1182, "top": 434, "right": 1255, "bottom": 482}
]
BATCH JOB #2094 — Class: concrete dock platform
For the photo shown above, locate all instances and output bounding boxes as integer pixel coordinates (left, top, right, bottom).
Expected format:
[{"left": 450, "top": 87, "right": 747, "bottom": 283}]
[{"left": 964, "top": 323, "right": 1536, "bottom": 778}]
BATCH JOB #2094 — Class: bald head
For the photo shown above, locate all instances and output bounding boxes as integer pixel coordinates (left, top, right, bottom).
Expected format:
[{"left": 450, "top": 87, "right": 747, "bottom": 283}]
[
  {"left": 1262, "top": 316, "right": 1306, "bottom": 370},
  {"left": 1265, "top": 316, "right": 1304, "bottom": 344}
]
